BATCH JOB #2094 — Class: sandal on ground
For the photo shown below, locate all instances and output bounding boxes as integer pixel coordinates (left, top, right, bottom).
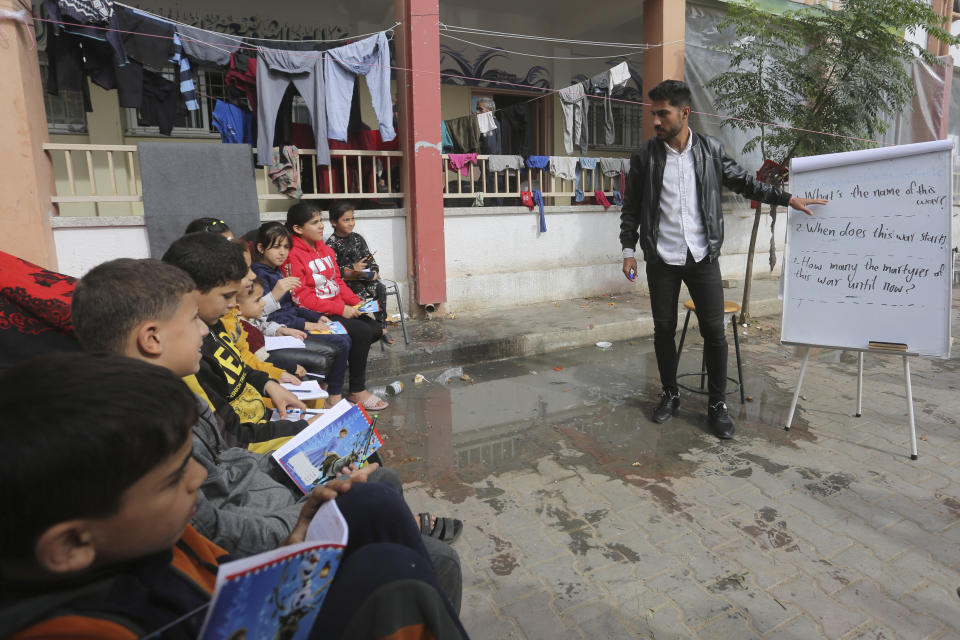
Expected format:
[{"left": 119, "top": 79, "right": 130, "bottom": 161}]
[
  {"left": 419, "top": 513, "right": 463, "bottom": 544},
  {"left": 360, "top": 394, "right": 389, "bottom": 411}
]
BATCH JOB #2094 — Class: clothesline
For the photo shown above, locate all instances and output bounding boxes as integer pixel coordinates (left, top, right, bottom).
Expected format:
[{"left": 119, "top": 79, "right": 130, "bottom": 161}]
[
  {"left": 439, "top": 33, "right": 647, "bottom": 60},
  {"left": 438, "top": 22, "right": 675, "bottom": 49},
  {"left": 24, "top": 12, "right": 888, "bottom": 147}
]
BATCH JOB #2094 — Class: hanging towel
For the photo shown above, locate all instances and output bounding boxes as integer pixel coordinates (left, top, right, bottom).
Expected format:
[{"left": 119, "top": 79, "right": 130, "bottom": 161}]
[
  {"left": 448, "top": 153, "right": 478, "bottom": 176},
  {"left": 549, "top": 156, "right": 578, "bottom": 181},
  {"left": 525, "top": 155, "right": 550, "bottom": 170},
  {"left": 487, "top": 155, "right": 524, "bottom": 172},
  {"left": 557, "top": 83, "right": 589, "bottom": 154},
  {"left": 595, "top": 190, "right": 611, "bottom": 210},
  {"left": 609, "top": 61, "right": 630, "bottom": 88},
  {"left": 477, "top": 111, "right": 498, "bottom": 134},
  {"left": 533, "top": 190, "right": 546, "bottom": 232},
  {"left": 268, "top": 145, "right": 302, "bottom": 199},
  {"left": 177, "top": 24, "right": 239, "bottom": 66},
  {"left": 325, "top": 32, "right": 396, "bottom": 142},
  {"left": 441, "top": 121, "right": 454, "bottom": 153},
  {"left": 520, "top": 190, "right": 534, "bottom": 210},
  {"left": 444, "top": 116, "right": 480, "bottom": 153},
  {"left": 599, "top": 157, "right": 623, "bottom": 177}
]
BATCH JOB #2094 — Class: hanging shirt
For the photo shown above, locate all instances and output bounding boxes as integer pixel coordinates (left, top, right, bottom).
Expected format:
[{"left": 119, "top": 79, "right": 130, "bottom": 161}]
[{"left": 657, "top": 132, "right": 708, "bottom": 265}]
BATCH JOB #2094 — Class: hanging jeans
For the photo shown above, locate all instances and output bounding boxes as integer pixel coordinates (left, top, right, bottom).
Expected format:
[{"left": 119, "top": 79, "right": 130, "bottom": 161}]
[
  {"left": 257, "top": 47, "right": 329, "bottom": 167},
  {"left": 558, "top": 83, "right": 589, "bottom": 154},
  {"left": 533, "top": 189, "right": 546, "bottom": 232},
  {"left": 325, "top": 31, "right": 396, "bottom": 143}
]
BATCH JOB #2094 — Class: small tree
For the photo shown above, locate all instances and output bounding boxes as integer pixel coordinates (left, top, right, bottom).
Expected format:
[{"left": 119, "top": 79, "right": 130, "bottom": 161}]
[{"left": 707, "top": 0, "right": 958, "bottom": 323}]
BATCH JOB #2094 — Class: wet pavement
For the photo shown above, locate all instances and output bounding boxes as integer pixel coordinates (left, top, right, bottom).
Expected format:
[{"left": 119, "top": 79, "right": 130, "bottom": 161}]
[{"left": 371, "top": 293, "right": 960, "bottom": 639}]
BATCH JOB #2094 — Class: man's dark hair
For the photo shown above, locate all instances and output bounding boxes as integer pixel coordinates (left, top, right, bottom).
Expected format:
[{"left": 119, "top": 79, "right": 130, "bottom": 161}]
[
  {"left": 648, "top": 80, "right": 691, "bottom": 109},
  {"left": 161, "top": 232, "right": 248, "bottom": 292},
  {"left": 286, "top": 202, "right": 323, "bottom": 235},
  {"left": 184, "top": 217, "right": 231, "bottom": 235},
  {"left": 328, "top": 201, "right": 355, "bottom": 224},
  {"left": 73, "top": 258, "right": 196, "bottom": 353},
  {"left": 0, "top": 352, "right": 197, "bottom": 559}
]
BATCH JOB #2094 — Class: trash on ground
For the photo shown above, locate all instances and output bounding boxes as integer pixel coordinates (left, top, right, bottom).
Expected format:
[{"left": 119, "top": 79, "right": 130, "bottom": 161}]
[
  {"left": 414, "top": 373, "right": 427, "bottom": 385},
  {"left": 435, "top": 366, "right": 464, "bottom": 384},
  {"left": 596, "top": 341, "right": 613, "bottom": 350},
  {"left": 631, "top": 461, "right": 642, "bottom": 467},
  {"left": 460, "top": 373, "right": 473, "bottom": 383},
  {"left": 553, "top": 366, "right": 563, "bottom": 371}
]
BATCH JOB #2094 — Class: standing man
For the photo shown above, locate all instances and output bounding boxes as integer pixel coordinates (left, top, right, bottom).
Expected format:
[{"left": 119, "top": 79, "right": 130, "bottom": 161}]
[{"left": 620, "top": 80, "right": 825, "bottom": 439}]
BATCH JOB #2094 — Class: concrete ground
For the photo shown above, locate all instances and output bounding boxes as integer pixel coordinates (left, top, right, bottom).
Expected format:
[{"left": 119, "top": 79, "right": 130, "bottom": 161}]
[{"left": 366, "top": 280, "right": 960, "bottom": 639}]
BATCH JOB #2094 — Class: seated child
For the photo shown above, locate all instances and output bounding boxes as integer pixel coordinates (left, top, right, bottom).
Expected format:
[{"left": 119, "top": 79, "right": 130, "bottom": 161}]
[
  {"left": 238, "top": 277, "right": 351, "bottom": 406},
  {"left": 326, "top": 201, "right": 393, "bottom": 344},
  {"left": 285, "top": 202, "right": 388, "bottom": 411},
  {"left": 70, "top": 258, "right": 463, "bottom": 608},
  {"left": 0, "top": 352, "right": 468, "bottom": 639},
  {"left": 185, "top": 216, "right": 235, "bottom": 241},
  {"left": 161, "top": 232, "right": 307, "bottom": 442}
]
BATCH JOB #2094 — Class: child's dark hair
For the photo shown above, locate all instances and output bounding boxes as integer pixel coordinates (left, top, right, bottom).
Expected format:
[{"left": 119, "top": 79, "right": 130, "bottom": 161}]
[
  {"left": 286, "top": 202, "right": 323, "bottom": 235},
  {"left": 329, "top": 201, "right": 355, "bottom": 224},
  {"left": 648, "top": 80, "right": 691, "bottom": 109},
  {"left": 161, "top": 232, "right": 248, "bottom": 292},
  {"left": 238, "top": 277, "right": 268, "bottom": 300},
  {"left": 255, "top": 222, "right": 292, "bottom": 256},
  {"left": 184, "top": 217, "right": 231, "bottom": 235},
  {"left": 73, "top": 258, "right": 196, "bottom": 353},
  {"left": 0, "top": 352, "right": 198, "bottom": 559}
]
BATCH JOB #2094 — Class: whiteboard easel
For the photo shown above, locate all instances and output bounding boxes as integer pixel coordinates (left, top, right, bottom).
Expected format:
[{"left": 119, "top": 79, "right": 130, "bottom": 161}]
[
  {"left": 783, "top": 344, "right": 919, "bottom": 460},
  {"left": 781, "top": 139, "right": 953, "bottom": 460}
]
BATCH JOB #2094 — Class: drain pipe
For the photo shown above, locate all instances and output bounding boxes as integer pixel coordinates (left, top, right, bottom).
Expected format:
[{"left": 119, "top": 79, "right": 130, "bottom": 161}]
[{"left": 422, "top": 303, "right": 436, "bottom": 314}]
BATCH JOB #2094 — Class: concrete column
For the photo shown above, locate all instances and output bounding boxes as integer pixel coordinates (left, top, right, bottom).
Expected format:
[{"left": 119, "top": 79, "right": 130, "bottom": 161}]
[
  {"left": 0, "top": 2, "right": 57, "bottom": 269},
  {"left": 641, "top": 0, "right": 686, "bottom": 142},
  {"left": 394, "top": 0, "right": 446, "bottom": 308}
]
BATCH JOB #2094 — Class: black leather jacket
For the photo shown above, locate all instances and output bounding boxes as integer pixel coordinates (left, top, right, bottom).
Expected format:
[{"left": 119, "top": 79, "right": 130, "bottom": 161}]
[{"left": 619, "top": 132, "right": 792, "bottom": 264}]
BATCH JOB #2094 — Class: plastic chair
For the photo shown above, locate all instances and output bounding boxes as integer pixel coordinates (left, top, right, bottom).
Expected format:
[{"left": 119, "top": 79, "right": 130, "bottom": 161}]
[
  {"left": 379, "top": 277, "right": 409, "bottom": 345},
  {"left": 675, "top": 299, "right": 745, "bottom": 403}
]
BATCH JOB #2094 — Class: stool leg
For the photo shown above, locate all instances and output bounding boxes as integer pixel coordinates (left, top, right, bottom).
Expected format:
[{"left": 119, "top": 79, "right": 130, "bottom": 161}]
[
  {"left": 394, "top": 285, "right": 410, "bottom": 345},
  {"left": 731, "top": 312, "right": 745, "bottom": 403},
  {"left": 676, "top": 309, "right": 691, "bottom": 367}
]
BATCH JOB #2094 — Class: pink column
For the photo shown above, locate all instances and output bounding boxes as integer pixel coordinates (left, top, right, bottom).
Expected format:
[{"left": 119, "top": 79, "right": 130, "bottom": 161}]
[
  {"left": 394, "top": 0, "right": 446, "bottom": 308},
  {"left": 0, "top": 1, "right": 58, "bottom": 269}
]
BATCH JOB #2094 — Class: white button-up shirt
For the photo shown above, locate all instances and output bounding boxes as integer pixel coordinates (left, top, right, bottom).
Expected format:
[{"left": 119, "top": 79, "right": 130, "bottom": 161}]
[{"left": 657, "top": 130, "right": 708, "bottom": 265}]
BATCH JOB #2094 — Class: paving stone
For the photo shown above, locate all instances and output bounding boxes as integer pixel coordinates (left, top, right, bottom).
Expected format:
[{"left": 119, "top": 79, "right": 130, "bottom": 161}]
[
  {"left": 645, "top": 568, "right": 734, "bottom": 630},
  {"left": 778, "top": 512, "right": 855, "bottom": 557},
  {"left": 841, "top": 623, "right": 897, "bottom": 640},
  {"left": 789, "top": 551, "right": 865, "bottom": 595},
  {"left": 873, "top": 494, "right": 958, "bottom": 534},
  {"left": 822, "top": 491, "right": 902, "bottom": 531},
  {"left": 658, "top": 535, "right": 741, "bottom": 585},
  {"left": 769, "top": 614, "right": 828, "bottom": 639},
  {"left": 633, "top": 513, "right": 696, "bottom": 546},
  {"left": 708, "top": 578, "right": 799, "bottom": 635},
  {"left": 534, "top": 554, "right": 611, "bottom": 612},
  {"left": 831, "top": 546, "right": 924, "bottom": 599},
  {"left": 459, "top": 588, "right": 522, "bottom": 640},
  {"left": 681, "top": 504, "right": 744, "bottom": 549},
  {"left": 696, "top": 610, "right": 760, "bottom": 640},
  {"left": 506, "top": 524, "right": 573, "bottom": 568},
  {"left": 826, "top": 516, "right": 910, "bottom": 560},
  {"left": 771, "top": 575, "right": 867, "bottom": 638},
  {"left": 779, "top": 490, "right": 846, "bottom": 527},
  {"left": 899, "top": 582, "right": 960, "bottom": 631},
  {"left": 890, "top": 523, "right": 960, "bottom": 572},
  {"left": 629, "top": 603, "right": 696, "bottom": 640},
  {"left": 499, "top": 590, "right": 574, "bottom": 639},
  {"left": 835, "top": 580, "right": 943, "bottom": 639},
  {"left": 573, "top": 609, "right": 636, "bottom": 639},
  {"left": 718, "top": 539, "right": 800, "bottom": 589},
  {"left": 892, "top": 549, "right": 960, "bottom": 592},
  {"left": 486, "top": 567, "right": 546, "bottom": 608}
]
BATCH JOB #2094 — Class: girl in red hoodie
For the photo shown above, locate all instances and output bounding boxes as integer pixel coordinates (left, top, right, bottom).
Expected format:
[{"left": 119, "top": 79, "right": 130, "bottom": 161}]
[{"left": 285, "top": 202, "right": 388, "bottom": 411}]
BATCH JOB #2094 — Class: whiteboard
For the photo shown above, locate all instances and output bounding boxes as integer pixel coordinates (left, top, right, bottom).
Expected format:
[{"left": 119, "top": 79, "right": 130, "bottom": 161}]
[{"left": 782, "top": 139, "right": 953, "bottom": 358}]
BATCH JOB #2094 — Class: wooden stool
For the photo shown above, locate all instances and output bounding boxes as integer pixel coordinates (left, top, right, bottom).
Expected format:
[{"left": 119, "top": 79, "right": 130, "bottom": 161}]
[{"left": 675, "top": 299, "right": 745, "bottom": 403}]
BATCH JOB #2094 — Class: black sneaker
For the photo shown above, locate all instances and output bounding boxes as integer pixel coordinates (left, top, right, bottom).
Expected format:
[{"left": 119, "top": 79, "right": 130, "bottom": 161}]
[
  {"left": 708, "top": 401, "right": 735, "bottom": 439},
  {"left": 652, "top": 390, "right": 680, "bottom": 423}
]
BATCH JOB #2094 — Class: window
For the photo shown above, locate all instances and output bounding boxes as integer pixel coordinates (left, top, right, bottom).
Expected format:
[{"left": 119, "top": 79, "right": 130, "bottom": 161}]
[
  {"left": 39, "top": 54, "right": 88, "bottom": 134},
  {"left": 586, "top": 99, "right": 643, "bottom": 151},
  {"left": 124, "top": 67, "right": 221, "bottom": 137}
]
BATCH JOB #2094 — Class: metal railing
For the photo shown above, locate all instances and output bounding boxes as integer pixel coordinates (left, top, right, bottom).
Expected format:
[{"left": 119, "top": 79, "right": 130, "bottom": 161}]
[{"left": 42, "top": 143, "right": 404, "bottom": 213}]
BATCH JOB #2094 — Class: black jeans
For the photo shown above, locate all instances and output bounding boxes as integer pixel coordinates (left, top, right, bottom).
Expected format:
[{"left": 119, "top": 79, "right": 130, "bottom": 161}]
[
  {"left": 326, "top": 314, "right": 382, "bottom": 393},
  {"left": 646, "top": 253, "right": 728, "bottom": 404}
]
